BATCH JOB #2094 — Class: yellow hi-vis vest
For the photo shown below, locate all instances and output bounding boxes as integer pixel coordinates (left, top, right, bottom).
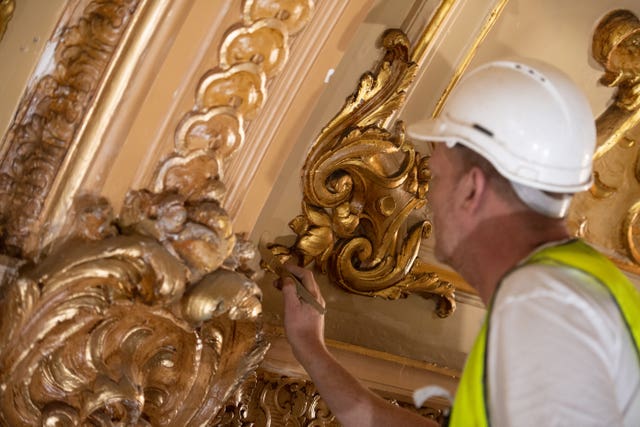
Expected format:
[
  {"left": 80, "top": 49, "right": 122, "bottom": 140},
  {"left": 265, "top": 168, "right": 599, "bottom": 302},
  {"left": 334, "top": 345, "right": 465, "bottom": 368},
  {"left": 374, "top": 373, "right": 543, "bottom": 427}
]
[{"left": 448, "top": 239, "right": 640, "bottom": 427}]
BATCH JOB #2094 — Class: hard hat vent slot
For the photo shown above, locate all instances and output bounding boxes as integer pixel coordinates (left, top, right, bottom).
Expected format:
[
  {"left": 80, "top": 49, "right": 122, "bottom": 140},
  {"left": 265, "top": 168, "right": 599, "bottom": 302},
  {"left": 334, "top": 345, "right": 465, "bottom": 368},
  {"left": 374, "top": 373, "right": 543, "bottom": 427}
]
[{"left": 472, "top": 124, "right": 494, "bottom": 137}]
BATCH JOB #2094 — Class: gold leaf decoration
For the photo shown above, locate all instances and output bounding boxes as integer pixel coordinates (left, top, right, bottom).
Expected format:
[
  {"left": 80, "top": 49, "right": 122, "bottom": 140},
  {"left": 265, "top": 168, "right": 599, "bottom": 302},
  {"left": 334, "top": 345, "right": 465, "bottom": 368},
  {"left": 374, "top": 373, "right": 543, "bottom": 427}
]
[
  {"left": 173, "top": 0, "right": 314, "bottom": 185},
  {"left": 197, "top": 63, "right": 267, "bottom": 120},
  {"left": 213, "top": 370, "right": 445, "bottom": 426},
  {"left": 220, "top": 19, "right": 289, "bottom": 76},
  {"left": 0, "top": 196, "right": 268, "bottom": 425},
  {"left": 243, "top": 0, "right": 314, "bottom": 35},
  {"left": 568, "top": 9, "right": 640, "bottom": 272},
  {"left": 0, "top": 0, "right": 141, "bottom": 259},
  {"left": 0, "top": 0, "right": 319, "bottom": 421},
  {"left": 0, "top": 0, "right": 14, "bottom": 41},
  {"left": 280, "top": 29, "right": 455, "bottom": 316}
]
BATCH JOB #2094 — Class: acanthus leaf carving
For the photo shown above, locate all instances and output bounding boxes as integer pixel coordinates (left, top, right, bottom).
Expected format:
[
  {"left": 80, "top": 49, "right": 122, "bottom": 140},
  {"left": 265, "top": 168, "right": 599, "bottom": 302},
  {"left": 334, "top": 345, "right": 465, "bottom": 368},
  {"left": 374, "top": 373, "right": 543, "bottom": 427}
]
[
  {"left": 568, "top": 9, "right": 640, "bottom": 273},
  {"left": 0, "top": 192, "right": 269, "bottom": 425},
  {"left": 213, "top": 369, "right": 445, "bottom": 426},
  {"left": 274, "top": 29, "right": 455, "bottom": 316}
]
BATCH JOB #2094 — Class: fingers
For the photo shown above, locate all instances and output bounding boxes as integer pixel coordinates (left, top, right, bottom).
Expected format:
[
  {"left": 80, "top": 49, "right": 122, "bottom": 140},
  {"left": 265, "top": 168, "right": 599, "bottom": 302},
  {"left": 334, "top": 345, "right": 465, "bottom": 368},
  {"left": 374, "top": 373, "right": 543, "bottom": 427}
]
[
  {"left": 284, "top": 264, "right": 321, "bottom": 295},
  {"left": 279, "top": 265, "right": 326, "bottom": 311},
  {"left": 280, "top": 276, "right": 297, "bottom": 300}
]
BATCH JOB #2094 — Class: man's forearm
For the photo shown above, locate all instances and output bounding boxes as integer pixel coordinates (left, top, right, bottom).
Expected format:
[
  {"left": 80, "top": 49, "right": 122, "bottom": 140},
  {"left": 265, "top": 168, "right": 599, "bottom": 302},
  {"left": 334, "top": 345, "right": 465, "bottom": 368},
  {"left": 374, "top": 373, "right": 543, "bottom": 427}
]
[{"left": 296, "top": 342, "right": 439, "bottom": 427}]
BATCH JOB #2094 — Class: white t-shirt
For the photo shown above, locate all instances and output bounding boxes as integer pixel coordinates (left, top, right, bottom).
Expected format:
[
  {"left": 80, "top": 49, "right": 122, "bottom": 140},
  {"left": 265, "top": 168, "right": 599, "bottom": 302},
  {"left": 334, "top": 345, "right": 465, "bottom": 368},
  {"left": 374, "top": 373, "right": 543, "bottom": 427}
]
[{"left": 487, "top": 259, "right": 640, "bottom": 426}]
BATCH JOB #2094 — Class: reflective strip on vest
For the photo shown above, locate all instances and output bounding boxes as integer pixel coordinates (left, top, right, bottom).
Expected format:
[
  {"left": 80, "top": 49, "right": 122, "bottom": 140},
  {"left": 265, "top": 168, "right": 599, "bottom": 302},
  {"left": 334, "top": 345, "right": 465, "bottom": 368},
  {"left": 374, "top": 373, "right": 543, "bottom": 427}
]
[{"left": 449, "top": 239, "right": 640, "bottom": 427}]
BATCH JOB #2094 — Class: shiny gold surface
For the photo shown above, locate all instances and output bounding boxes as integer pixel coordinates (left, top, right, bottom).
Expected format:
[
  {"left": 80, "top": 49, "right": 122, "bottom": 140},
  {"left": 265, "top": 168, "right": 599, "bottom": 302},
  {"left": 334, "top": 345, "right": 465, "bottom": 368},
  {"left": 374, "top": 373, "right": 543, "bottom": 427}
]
[
  {"left": 0, "top": 0, "right": 320, "bottom": 422},
  {"left": 213, "top": 369, "right": 445, "bottom": 426},
  {"left": 410, "top": 0, "right": 457, "bottom": 64},
  {"left": 0, "top": 0, "right": 141, "bottom": 259},
  {"left": 278, "top": 29, "right": 455, "bottom": 317},
  {"left": 175, "top": 0, "right": 314, "bottom": 168},
  {"left": 568, "top": 9, "right": 640, "bottom": 273},
  {"left": 0, "top": 0, "right": 14, "bottom": 41},
  {"left": 0, "top": 194, "right": 268, "bottom": 425}
]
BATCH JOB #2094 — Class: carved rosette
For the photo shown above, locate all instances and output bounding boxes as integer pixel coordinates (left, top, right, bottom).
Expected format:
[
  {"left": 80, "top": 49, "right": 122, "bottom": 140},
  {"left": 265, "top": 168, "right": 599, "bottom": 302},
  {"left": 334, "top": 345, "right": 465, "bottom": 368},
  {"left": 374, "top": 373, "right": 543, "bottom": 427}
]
[
  {"left": 567, "top": 9, "right": 640, "bottom": 272},
  {"left": 0, "top": 0, "right": 141, "bottom": 259},
  {"left": 277, "top": 29, "right": 455, "bottom": 316},
  {"left": 212, "top": 370, "right": 445, "bottom": 426}
]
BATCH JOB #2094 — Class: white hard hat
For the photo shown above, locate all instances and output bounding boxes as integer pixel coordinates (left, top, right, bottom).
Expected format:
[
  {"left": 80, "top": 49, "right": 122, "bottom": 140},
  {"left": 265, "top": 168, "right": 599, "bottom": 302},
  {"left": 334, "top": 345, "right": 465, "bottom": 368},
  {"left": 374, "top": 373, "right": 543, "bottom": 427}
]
[{"left": 407, "top": 59, "right": 596, "bottom": 194}]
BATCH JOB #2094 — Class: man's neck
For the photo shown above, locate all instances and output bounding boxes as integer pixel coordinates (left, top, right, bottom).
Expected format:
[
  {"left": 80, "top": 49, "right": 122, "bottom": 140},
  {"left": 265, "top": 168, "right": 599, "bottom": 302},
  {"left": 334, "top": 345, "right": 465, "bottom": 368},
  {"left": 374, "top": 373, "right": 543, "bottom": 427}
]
[{"left": 452, "top": 211, "right": 571, "bottom": 306}]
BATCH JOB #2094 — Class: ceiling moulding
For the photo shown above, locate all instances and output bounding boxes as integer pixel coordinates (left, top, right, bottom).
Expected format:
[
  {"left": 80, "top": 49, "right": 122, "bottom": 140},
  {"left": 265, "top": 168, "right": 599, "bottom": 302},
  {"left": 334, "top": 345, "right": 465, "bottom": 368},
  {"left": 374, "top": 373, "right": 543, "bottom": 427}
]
[
  {"left": 0, "top": 0, "right": 325, "bottom": 423},
  {"left": 0, "top": 0, "right": 148, "bottom": 260},
  {"left": 222, "top": 0, "right": 356, "bottom": 222},
  {"left": 568, "top": 9, "right": 640, "bottom": 275},
  {"left": 0, "top": 0, "right": 14, "bottom": 41},
  {"left": 214, "top": 369, "right": 447, "bottom": 425}
]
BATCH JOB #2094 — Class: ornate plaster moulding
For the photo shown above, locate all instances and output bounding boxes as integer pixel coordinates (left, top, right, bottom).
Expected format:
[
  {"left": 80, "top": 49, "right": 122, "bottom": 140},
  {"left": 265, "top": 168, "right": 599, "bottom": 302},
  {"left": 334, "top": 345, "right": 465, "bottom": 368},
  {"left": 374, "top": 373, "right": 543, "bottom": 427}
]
[
  {"left": 0, "top": 193, "right": 268, "bottom": 425},
  {"left": 0, "top": 0, "right": 142, "bottom": 259},
  {"left": 174, "top": 0, "right": 314, "bottom": 177},
  {"left": 0, "top": 0, "right": 316, "bottom": 423},
  {"left": 567, "top": 9, "right": 640, "bottom": 274},
  {"left": 214, "top": 369, "right": 446, "bottom": 426},
  {"left": 262, "top": 29, "right": 456, "bottom": 317}
]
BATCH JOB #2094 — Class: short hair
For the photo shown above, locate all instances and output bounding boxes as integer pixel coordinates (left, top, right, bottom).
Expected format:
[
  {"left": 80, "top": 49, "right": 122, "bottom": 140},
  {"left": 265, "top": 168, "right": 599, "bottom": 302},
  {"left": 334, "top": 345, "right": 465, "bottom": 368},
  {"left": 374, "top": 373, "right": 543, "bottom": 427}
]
[
  {"left": 452, "top": 144, "right": 518, "bottom": 199},
  {"left": 451, "top": 144, "right": 572, "bottom": 217}
]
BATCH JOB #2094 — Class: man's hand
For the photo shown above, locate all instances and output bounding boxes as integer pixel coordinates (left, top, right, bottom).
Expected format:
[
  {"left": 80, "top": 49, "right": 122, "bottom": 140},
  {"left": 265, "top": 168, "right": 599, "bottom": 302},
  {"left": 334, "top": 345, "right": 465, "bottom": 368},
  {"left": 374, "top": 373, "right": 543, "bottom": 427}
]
[{"left": 280, "top": 264, "right": 326, "bottom": 363}]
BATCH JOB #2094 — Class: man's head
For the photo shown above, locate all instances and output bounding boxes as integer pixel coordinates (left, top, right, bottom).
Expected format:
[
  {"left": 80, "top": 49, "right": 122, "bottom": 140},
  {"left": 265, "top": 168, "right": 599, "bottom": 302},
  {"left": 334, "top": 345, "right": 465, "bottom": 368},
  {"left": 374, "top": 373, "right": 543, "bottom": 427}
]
[
  {"left": 408, "top": 59, "right": 596, "bottom": 265},
  {"left": 409, "top": 58, "right": 596, "bottom": 216}
]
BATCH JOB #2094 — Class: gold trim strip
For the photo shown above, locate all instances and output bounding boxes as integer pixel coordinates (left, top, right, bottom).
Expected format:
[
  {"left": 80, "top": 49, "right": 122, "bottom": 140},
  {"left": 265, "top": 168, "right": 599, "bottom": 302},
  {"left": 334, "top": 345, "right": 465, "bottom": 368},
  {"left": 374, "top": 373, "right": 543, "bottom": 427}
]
[
  {"left": 410, "top": 0, "right": 457, "bottom": 64},
  {"left": 432, "top": 0, "right": 510, "bottom": 117},
  {"left": 41, "top": 0, "right": 168, "bottom": 249},
  {"left": 265, "top": 325, "right": 461, "bottom": 380}
]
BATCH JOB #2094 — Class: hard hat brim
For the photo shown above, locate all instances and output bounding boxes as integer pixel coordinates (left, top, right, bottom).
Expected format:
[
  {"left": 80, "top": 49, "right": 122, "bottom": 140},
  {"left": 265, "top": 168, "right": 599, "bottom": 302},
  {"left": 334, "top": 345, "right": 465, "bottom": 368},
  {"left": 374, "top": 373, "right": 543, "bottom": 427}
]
[{"left": 407, "top": 117, "right": 593, "bottom": 194}]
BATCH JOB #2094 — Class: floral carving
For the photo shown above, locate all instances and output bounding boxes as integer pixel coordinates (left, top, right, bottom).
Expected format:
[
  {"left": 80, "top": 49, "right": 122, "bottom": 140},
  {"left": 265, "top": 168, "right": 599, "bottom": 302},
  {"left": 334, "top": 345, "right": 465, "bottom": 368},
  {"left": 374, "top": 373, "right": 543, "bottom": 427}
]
[{"left": 277, "top": 29, "right": 455, "bottom": 316}]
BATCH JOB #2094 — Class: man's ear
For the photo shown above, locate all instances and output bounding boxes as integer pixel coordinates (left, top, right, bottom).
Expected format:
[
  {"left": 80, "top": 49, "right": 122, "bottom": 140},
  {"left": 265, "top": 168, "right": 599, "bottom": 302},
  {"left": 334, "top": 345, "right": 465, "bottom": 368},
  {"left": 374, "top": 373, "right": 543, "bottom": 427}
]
[{"left": 458, "top": 166, "right": 487, "bottom": 212}]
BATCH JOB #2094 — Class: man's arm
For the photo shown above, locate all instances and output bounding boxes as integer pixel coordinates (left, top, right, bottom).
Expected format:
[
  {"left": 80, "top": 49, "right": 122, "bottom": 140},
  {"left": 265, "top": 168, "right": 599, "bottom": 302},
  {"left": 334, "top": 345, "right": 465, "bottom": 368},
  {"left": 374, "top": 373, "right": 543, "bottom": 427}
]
[{"left": 281, "top": 264, "right": 438, "bottom": 427}]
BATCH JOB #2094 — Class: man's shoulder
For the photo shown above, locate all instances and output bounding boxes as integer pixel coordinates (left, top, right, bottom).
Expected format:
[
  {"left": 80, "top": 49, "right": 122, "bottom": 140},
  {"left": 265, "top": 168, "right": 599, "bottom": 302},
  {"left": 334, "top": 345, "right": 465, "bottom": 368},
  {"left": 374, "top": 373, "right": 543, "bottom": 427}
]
[{"left": 497, "top": 262, "right": 615, "bottom": 312}]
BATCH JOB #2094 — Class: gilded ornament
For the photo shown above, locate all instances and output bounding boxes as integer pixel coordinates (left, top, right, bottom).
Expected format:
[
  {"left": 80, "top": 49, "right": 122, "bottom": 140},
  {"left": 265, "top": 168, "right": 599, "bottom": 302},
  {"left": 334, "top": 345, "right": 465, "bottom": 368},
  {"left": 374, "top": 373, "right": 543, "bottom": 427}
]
[
  {"left": 0, "top": 0, "right": 316, "bottom": 423},
  {"left": 568, "top": 9, "right": 640, "bottom": 272},
  {"left": 175, "top": 106, "right": 245, "bottom": 156},
  {"left": 197, "top": 62, "right": 267, "bottom": 119},
  {"left": 243, "top": 0, "right": 314, "bottom": 35},
  {"left": 220, "top": 18, "right": 289, "bottom": 76},
  {"left": 212, "top": 370, "right": 444, "bottom": 426},
  {"left": 0, "top": 195, "right": 268, "bottom": 425},
  {"left": 0, "top": 0, "right": 141, "bottom": 259},
  {"left": 0, "top": 0, "right": 14, "bottom": 41},
  {"left": 275, "top": 29, "right": 455, "bottom": 316}
]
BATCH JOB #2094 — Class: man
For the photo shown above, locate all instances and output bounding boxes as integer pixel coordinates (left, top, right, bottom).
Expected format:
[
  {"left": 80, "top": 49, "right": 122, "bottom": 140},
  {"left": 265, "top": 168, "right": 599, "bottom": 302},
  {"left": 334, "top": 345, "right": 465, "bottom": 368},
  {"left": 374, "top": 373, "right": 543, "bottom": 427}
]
[{"left": 280, "top": 59, "right": 640, "bottom": 426}]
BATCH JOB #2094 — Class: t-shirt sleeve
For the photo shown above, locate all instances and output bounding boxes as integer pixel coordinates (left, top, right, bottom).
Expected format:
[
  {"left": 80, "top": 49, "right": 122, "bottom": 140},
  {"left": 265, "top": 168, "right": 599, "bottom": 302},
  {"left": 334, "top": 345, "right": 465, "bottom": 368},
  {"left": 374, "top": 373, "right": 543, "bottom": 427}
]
[{"left": 487, "top": 267, "right": 624, "bottom": 427}]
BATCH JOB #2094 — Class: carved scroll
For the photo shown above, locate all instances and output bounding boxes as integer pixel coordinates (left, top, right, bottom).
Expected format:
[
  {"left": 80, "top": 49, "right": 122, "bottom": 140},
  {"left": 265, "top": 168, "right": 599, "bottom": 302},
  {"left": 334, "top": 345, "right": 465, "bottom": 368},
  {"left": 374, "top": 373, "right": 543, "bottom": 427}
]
[
  {"left": 213, "top": 370, "right": 445, "bottom": 426},
  {"left": 0, "top": 0, "right": 318, "bottom": 423},
  {"left": 0, "top": 0, "right": 14, "bottom": 41},
  {"left": 0, "top": 194, "right": 269, "bottom": 425},
  {"left": 273, "top": 29, "right": 455, "bottom": 317},
  {"left": 568, "top": 9, "right": 640, "bottom": 272}
]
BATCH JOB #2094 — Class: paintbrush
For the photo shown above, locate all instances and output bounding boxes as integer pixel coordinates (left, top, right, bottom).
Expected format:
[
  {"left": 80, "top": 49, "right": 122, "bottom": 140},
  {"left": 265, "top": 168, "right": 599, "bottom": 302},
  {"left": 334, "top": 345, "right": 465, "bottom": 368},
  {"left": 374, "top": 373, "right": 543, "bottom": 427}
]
[{"left": 258, "top": 235, "right": 326, "bottom": 315}]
